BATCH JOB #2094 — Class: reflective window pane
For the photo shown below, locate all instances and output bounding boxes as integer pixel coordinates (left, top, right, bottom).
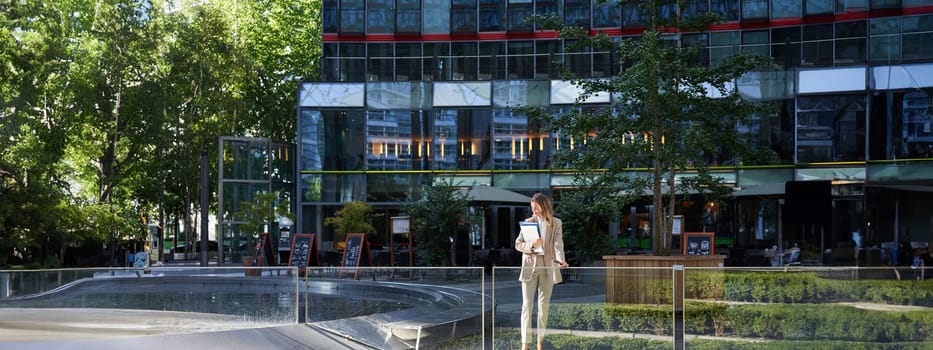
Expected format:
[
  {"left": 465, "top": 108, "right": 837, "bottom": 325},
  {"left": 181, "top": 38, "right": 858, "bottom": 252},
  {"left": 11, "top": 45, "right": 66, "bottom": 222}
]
[
  {"left": 796, "top": 95, "right": 866, "bottom": 162},
  {"left": 835, "top": 20, "right": 867, "bottom": 64},
  {"left": 592, "top": 0, "right": 620, "bottom": 28},
  {"left": 772, "top": 0, "right": 802, "bottom": 18},
  {"left": 741, "top": 0, "right": 768, "bottom": 20},
  {"left": 805, "top": 0, "right": 833, "bottom": 15}
]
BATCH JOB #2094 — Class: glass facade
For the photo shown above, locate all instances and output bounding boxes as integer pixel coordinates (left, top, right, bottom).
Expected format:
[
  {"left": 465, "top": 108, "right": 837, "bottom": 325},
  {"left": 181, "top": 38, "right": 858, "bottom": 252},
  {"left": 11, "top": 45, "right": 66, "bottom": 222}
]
[{"left": 305, "top": 0, "right": 933, "bottom": 258}]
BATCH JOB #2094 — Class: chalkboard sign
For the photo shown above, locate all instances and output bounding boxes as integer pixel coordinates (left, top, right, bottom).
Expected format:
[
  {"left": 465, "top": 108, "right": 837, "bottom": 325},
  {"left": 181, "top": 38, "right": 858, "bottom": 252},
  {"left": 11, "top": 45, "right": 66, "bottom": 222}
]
[
  {"left": 288, "top": 233, "right": 319, "bottom": 276},
  {"left": 339, "top": 233, "right": 371, "bottom": 279},
  {"left": 251, "top": 232, "right": 277, "bottom": 267},
  {"left": 683, "top": 232, "right": 715, "bottom": 256}
]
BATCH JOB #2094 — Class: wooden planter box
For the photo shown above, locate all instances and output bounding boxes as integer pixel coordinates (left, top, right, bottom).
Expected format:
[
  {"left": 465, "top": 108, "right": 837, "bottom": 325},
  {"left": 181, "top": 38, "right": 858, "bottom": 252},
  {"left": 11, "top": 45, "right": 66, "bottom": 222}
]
[{"left": 603, "top": 255, "right": 725, "bottom": 307}]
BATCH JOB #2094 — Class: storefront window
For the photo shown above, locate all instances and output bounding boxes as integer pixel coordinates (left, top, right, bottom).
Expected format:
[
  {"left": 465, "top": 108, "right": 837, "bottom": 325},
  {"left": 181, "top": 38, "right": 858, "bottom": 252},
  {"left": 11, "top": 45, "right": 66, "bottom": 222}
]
[
  {"left": 323, "top": 110, "right": 367, "bottom": 170},
  {"left": 901, "top": 91, "right": 933, "bottom": 158},
  {"left": 366, "top": 110, "right": 418, "bottom": 170},
  {"left": 796, "top": 95, "right": 866, "bottom": 163},
  {"left": 430, "top": 110, "right": 493, "bottom": 170},
  {"left": 300, "top": 109, "right": 325, "bottom": 171},
  {"left": 493, "top": 109, "right": 536, "bottom": 170}
]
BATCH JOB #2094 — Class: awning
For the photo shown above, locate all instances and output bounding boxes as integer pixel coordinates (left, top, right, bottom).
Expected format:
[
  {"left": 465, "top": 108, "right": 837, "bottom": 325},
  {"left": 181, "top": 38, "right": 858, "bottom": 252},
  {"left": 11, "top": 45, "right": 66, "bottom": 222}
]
[
  {"left": 866, "top": 184, "right": 933, "bottom": 193},
  {"left": 457, "top": 185, "right": 532, "bottom": 203},
  {"left": 731, "top": 183, "right": 786, "bottom": 197}
]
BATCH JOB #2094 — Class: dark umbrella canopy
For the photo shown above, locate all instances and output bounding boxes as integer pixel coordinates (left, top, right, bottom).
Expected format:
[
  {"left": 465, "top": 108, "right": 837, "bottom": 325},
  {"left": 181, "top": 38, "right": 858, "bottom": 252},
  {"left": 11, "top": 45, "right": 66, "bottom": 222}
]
[{"left": 457, "top": 185, "right": 531, "bottom": 203}]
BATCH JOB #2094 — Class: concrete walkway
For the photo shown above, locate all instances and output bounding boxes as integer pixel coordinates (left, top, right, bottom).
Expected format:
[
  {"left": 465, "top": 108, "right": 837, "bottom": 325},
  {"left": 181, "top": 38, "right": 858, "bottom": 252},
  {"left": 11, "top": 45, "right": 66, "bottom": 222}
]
[{"left": 0, "top": 308, "right": 373, "bottom": 350}]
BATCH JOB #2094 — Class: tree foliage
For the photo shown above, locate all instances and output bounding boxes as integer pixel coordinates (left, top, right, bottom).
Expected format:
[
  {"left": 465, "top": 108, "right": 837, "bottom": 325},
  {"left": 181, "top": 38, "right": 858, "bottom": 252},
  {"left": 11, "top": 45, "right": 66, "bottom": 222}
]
[
  {"left": 324, "top": 201, "right": 377, "bottom": 246},
  {"left": 521, "top": 0, "right": 776, "bottom": 255},
  {"left": 405, "top": 179, "right": 471, "bottom": 266},
  {"left": 0, "top": 0, "right": 321, "bottom": 267}
]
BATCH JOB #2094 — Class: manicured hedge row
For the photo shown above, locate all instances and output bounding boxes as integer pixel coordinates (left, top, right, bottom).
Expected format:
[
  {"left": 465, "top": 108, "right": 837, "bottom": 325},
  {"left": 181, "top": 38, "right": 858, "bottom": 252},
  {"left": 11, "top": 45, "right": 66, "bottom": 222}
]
[
  {"left": 471, "top": 330, "right": 932, "bottom": 350},
  {"left": 544, "top": 301, "right": 933, "bottom": 343},
  {"left": 722, "top": 303, "right": 932, "bottom": 342},
  {"left": 714, "top": 271, "right": 933, "bottom": 306}
]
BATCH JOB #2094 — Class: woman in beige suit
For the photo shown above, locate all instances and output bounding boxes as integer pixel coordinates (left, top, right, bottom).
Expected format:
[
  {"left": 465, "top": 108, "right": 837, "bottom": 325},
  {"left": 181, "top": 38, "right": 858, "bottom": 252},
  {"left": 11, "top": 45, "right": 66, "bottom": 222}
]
[{"left": 515, "top": 193, "right": 568, "bottom": 350}]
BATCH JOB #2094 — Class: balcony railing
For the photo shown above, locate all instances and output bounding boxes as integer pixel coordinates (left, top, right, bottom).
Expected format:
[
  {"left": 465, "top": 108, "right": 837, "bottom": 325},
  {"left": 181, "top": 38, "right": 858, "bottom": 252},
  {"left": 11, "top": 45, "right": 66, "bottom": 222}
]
[{"left": 1, "top": 264, "right": 930, "bottom": 348}]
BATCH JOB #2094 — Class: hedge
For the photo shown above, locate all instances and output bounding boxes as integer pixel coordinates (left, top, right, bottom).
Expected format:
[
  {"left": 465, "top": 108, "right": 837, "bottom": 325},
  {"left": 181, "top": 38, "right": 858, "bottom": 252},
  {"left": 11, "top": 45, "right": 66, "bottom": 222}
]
[
  {"left": 716, "top": 271, "right": 933, "bottom": 306},
  {"left": 544, "top": 301, "right": 933, "bottom": 343},
  {"left": 469, "top": 330, "right": 933, "bottom": 350}
]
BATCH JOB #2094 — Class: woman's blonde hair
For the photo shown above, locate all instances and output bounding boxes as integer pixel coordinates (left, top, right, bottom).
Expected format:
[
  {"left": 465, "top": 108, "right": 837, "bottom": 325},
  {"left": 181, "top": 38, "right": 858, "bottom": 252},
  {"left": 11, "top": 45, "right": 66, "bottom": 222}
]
[{"left": 530, "top": 193, "right": 553, "bottom": 225}]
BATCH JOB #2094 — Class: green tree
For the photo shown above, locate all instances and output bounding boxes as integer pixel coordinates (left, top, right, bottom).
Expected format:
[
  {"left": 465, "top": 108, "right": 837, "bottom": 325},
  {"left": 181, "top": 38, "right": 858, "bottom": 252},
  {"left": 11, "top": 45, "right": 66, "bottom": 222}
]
[
  {"left": 236, "top": 191, "right": 296, "bottom": 239},
  {"left": 0, "top": 0, "right": 323, "bottom": 266},
  {"left": 556, "top": 184, "right": 615, "bottom": 264},
  {"left": 325, "top": 201, "right": 376, "bottom": 248},
  {"left": 522, "top": 0, "right": 775, "bottom": 255},
  {"left": 404, "top": 179, "right": 470, "bottom": 266}
]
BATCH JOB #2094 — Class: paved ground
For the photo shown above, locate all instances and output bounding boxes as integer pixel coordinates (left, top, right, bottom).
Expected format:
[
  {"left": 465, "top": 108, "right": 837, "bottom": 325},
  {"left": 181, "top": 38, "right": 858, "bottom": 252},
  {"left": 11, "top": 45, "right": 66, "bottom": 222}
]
[{"left": 0, "top": 308, "right": 373, "bottom": 350}]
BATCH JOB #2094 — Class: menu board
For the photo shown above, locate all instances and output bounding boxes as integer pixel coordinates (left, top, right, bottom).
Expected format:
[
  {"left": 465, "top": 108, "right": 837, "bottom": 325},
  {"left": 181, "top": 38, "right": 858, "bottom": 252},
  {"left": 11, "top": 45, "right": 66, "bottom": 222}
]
[
  {"left": 288, "top": 233, "right": 319, "bottom": 276},
  {"left": 683, "top": 232, "right": 715, "bottom": 256},
  {"left": 339, "top": 233, "right": 371, "bottom": 279},
  {"left": 251, "top": 232, "right": 276, "bottom": 266}
]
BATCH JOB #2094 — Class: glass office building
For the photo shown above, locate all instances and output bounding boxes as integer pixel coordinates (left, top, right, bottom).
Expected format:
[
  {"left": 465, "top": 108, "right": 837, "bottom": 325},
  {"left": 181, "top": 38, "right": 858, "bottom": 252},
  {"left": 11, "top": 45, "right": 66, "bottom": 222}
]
[{"left": 298, "top": 0, "right": 933, "bottom": 264}]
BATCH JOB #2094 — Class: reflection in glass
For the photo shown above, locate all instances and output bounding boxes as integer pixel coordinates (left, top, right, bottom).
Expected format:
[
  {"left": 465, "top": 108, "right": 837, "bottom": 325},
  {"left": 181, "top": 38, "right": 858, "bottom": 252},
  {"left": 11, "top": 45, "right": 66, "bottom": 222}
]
[
  {"left": 592, "top": 0, "right": 619, "bottom": 28},
  {"left": 901, "top": 91, "right": 933, "bottom": 158},
  {"left": 834, "top": 20, "right": 867, "bottom": 64},
  {"left": 367, "top": 110, "right": 418, "bottom": 170},
  {"left": 869, "top": 18, "right": 900, "bottom": 63},
  {"left": 802, "top": 24, "right": 833, "bottom": 66},
  {"left": 796, "top": 95, "right": 866, "bottom": 162}
]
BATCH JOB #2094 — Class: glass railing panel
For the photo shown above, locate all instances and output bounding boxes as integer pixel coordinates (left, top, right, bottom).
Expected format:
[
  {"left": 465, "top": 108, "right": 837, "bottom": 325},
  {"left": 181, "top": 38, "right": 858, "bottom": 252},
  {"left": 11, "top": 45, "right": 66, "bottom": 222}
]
[
  {"left": 0, "top": 267, "right": 301, "bottom": 343},
  {"left": 0, "top": 267, "right": 299, "bottom": 323},
  {"left": 493, "top": 265, "right": 675, "bottom": 349},
  {"left": 302, "top": 266, "right": 487, "bottom": 349},
  {"left": 683, "top": 266, "right": 933, "bottom": 348}
]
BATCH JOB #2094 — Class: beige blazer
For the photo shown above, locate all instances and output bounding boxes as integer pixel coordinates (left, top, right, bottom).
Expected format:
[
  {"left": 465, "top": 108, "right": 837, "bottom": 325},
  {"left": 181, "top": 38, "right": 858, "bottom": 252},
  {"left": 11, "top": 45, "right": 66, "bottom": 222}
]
[{"left": 515, "top": 216, "right": 566, "bottom": 284}]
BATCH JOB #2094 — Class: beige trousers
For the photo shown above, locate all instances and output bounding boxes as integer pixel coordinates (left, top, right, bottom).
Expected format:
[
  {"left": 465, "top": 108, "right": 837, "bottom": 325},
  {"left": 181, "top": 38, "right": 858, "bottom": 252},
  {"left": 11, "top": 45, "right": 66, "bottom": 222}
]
[{"left": 520, "top": 258, "right": 554, "bottom": 345}]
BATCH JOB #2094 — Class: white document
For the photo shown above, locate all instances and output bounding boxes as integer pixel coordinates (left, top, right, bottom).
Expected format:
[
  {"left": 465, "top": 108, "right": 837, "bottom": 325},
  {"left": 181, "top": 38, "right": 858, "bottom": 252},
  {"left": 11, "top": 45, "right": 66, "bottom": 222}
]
[{"left": 519, "top": 222, "right": 544, "bottom": 254}]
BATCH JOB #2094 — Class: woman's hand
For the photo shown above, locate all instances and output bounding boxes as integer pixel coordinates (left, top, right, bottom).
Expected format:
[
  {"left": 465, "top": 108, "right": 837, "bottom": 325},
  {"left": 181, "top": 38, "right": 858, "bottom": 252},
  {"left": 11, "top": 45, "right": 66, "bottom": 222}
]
[{"left": 532, "top": 238, "right": 543, "bottom": 248}]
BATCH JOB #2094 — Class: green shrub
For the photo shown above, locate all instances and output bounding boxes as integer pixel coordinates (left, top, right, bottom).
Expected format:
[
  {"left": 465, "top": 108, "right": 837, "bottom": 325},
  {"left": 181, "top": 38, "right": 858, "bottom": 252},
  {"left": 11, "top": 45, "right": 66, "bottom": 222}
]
[
  {"left": 723, "top": 304, "right": 933, "bottom": 342},
  {"left": 723, "top": 271, "right": 933, "bottom": 306},
  {"left": 548, "top": 301, "right": 933, "bottom": 343},
  {"left": 603, "top": 303, "right": 671, "bottom": 335},
  {"left": 686, "top": 270, "right": 726, "bottom": 300}
]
